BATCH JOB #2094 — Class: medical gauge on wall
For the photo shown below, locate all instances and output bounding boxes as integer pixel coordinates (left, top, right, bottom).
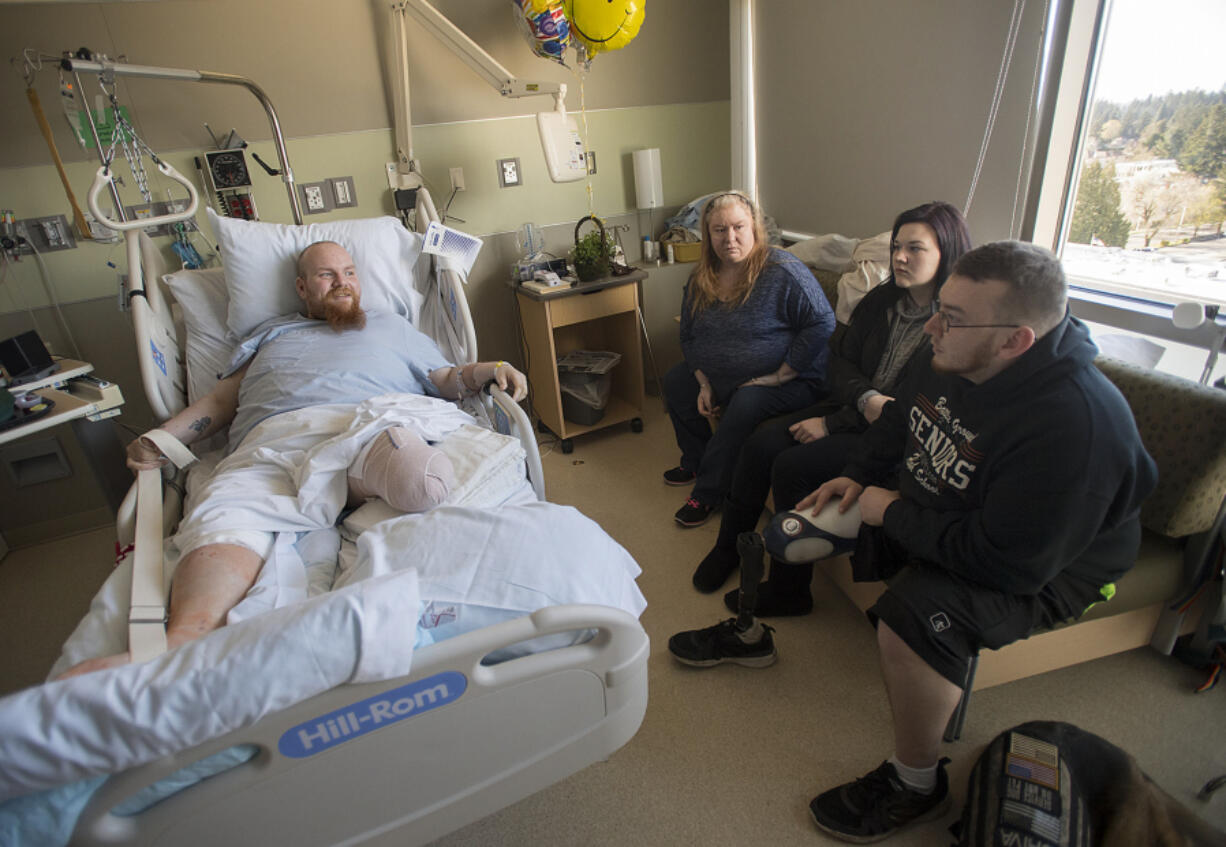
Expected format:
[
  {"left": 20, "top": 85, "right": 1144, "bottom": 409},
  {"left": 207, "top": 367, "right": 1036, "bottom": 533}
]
[
  {"left": 207, "top": 150, "right": 250, "bottom": 188},
  {"left": 200, "top": 148, "right": 258, "bottom": 220}
]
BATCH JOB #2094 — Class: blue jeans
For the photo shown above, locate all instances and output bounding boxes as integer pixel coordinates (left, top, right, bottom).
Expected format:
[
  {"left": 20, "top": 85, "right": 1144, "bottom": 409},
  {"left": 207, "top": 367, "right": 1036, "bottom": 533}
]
[{"left": 662, "top": 361, "right": 824, "bottom": 505}]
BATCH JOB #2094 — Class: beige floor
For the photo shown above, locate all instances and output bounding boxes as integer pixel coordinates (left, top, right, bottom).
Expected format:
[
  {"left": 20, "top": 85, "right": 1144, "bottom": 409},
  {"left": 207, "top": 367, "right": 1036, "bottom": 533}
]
[{"left": 2, "top": 402, "right": 1224, "bottom": 845}]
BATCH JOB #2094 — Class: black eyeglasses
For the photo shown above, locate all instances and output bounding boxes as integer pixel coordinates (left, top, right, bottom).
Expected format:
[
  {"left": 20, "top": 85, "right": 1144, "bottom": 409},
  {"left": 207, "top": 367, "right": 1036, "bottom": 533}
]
[{"left": 931, "top": 309, "right": 1019, "bottom": 334}]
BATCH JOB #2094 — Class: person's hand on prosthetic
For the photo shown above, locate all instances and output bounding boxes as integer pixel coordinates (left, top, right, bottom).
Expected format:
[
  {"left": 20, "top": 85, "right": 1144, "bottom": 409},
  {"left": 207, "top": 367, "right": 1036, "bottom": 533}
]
[
  {"left": 789, "top": 416, "right": 827, "bottom": 443},
  {"left": 857, "top": 486, "right": 900, "bottom": 525},
  {"left": 799, "top": 476, "right": 898, "bottom": 526}
]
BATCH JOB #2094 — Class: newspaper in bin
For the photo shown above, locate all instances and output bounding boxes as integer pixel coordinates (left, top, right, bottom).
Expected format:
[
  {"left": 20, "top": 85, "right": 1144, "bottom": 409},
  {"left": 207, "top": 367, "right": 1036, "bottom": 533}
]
[
  {"left": 557, "top": 351, "right": 621, "bottom": 410},
  {"left": 557, "top": 350, "right": 622, "bottom": 374}
]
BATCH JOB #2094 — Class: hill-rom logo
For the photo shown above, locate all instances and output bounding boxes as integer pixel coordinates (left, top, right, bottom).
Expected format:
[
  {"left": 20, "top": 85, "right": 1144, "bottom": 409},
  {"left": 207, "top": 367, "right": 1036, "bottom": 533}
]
[{"left": 278, "top": 671, "right": 467, "bottom": 758}]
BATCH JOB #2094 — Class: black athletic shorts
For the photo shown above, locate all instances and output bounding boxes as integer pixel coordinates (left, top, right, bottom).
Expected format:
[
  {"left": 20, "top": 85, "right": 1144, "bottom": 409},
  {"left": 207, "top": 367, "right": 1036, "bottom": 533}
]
[{"left": 863, "top": 531, "right": 1072, "bottom": 687}]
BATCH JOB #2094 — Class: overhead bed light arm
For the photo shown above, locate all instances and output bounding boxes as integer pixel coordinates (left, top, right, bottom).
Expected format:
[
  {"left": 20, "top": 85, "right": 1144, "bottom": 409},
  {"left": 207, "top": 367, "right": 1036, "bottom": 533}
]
[
  {"left": 389, "top": 0, "right": 566, "bottom": 187},
  {"left": 396, "top": 0, "right": 563, "bottom": 98}
]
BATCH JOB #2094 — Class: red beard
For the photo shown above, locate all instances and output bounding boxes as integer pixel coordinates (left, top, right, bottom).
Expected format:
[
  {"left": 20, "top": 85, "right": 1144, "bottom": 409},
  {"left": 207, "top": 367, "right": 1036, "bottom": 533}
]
[{"left": 320, "top": 288, "right": 366, "bottom": 331}]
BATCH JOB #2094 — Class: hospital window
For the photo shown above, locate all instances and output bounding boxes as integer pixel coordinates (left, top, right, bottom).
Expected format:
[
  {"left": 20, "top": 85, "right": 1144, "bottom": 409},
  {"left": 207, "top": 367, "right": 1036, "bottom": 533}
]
[{"left": 1032, "top": 0, "right": 1226, "bottom": 383}]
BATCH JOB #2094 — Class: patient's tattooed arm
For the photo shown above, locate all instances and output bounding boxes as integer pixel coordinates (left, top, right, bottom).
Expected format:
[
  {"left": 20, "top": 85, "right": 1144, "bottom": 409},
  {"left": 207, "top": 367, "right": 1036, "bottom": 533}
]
[{"left": 125, "top": 363, "right": 249, "bottom": 472}]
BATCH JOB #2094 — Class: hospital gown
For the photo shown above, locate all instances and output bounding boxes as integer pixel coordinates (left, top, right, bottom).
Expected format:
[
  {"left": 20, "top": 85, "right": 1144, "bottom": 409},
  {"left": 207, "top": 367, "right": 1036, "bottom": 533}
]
[{"left": 225, "top": 310, "right": 449, "bottom": 451}]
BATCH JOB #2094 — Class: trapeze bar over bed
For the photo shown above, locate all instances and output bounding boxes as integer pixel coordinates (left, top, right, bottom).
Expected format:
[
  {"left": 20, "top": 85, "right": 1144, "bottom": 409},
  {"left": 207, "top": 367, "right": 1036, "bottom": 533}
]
[{"left": 0, "top": 55, "right": 649, "bottom": 847}]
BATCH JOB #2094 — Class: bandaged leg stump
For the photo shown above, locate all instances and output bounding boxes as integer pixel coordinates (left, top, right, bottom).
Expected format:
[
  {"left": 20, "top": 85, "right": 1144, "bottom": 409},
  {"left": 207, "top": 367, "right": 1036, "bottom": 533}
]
[{"left": 348, "top": 426, "right": 455, "bottom": 513}]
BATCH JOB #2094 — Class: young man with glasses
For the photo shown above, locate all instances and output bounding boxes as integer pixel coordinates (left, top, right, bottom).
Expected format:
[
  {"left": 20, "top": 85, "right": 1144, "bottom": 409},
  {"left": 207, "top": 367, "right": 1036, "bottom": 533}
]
[{"left": 669, "top": 240, "right": 1157, "bottom": 842}]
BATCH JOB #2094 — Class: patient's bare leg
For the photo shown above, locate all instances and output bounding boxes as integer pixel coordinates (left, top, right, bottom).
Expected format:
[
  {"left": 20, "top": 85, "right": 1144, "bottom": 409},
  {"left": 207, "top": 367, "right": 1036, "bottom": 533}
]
[
  {"left": 56, "top": 543, "right": 263, "bottom": 678},
  {"left": 164, "top": 544, "right": 263, "bottom": 647}
]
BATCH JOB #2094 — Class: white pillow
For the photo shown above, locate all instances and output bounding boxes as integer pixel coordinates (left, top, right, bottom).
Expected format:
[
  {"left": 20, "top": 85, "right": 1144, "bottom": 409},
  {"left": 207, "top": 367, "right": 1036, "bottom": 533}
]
[
  {"left": 206, "top": 209, "right": 426, "bottom": 339},
  {"left": 162, "top": 267, "right": 232, "bottom": 404}
]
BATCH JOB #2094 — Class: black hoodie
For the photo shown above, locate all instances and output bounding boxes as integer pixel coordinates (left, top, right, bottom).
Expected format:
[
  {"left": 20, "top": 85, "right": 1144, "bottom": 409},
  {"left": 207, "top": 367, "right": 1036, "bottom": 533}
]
[{"left": 846, "top": 314, "right": 1157, "bottom": 618}]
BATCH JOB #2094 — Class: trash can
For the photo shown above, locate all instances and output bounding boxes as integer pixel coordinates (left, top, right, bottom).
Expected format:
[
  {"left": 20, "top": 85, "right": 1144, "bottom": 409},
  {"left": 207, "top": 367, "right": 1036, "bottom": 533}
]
[{"left": 557, "top": 350, "right": 622, "bottom": 426}]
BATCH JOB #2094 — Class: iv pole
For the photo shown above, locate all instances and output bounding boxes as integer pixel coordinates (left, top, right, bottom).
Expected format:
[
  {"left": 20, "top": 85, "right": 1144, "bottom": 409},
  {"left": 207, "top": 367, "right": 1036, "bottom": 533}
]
[{"left": 58, "top": 54, "right": 304, "bottom": 224}]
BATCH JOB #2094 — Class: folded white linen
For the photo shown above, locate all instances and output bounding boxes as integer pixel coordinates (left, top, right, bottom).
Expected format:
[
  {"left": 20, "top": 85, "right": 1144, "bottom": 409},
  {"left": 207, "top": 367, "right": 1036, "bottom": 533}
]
[
  {"left": 337, "top": 501, "right": 646, "bottom": 622},
  {"left": 437, "top": 422, "right": 527, "bottom": 507},
  {"left": 0, "top": 569, "right": 420, "bottom": 803}
]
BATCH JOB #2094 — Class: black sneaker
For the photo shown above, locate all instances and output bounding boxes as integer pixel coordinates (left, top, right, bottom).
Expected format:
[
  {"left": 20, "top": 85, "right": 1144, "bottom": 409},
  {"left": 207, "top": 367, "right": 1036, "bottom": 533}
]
[
  {"left": 668, "top": 618, "right": 777, "bottom": 667},
  {"left": 663, "top": 466, "right": 696, "bottom": 486},
  {"left": 809, "top": 758, "right": 951, "bottom": 843},
  {"left": 723, "top": 583, "right": 813, "bottom": 617},
  {"left": 675, "top": 497, "right": 716, "bottom": 527}
]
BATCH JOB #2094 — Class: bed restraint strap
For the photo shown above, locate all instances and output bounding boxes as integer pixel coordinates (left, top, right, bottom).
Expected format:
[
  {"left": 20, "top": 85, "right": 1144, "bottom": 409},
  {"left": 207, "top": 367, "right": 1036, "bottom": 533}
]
[{"left": 128, "top": 429, "right": 198, "bottom": 663}]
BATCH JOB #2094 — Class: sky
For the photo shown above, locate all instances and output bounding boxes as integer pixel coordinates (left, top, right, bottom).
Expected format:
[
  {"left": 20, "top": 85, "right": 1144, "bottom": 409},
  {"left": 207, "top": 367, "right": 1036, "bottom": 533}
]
[{"left": 1094, "top": 0, "right": 1226, "bottom": 102}]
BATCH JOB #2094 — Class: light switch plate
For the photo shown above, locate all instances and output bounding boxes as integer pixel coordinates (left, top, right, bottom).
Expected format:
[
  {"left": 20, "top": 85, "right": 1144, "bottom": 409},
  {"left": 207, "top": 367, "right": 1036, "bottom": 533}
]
[{"left": 331, "top": 176, "right": 357, "bottom": 208}]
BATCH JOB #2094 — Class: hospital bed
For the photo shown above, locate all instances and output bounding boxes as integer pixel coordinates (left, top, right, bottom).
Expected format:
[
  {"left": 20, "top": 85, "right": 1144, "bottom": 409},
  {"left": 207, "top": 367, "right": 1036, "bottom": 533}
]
[{"left": 0, "top": 178, "right": 649, "bottom": 846}]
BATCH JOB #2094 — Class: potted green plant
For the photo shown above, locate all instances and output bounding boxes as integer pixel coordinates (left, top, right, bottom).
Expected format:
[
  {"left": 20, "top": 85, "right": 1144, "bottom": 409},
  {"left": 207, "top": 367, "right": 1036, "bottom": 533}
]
[{"left": 571, "top": 215, "right": 612, "bottom": 282}]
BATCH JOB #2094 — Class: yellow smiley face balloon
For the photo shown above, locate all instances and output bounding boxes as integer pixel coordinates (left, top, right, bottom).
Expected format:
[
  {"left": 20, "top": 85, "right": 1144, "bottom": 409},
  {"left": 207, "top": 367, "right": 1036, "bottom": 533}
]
[{"left": 562, "top": 0, "right": 645, "bottom": 56}]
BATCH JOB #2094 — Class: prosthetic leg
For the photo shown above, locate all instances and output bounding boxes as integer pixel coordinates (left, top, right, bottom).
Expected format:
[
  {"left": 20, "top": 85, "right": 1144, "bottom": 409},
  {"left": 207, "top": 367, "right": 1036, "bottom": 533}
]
[
  {"left": 733, "top": 531, "right": 766, "bottom": 630},
  {"left": 724, "top": 500, "right": 863, "bottom": 617},
  {"left": 666, "top": 530, "right": 777, "bottom": 667}
]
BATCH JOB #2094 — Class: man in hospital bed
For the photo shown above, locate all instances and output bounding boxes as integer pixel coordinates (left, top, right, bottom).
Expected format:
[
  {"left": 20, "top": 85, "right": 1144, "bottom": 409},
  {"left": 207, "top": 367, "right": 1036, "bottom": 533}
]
[{"left": 62, "top": 240, "right": 527, "bottom": 678}]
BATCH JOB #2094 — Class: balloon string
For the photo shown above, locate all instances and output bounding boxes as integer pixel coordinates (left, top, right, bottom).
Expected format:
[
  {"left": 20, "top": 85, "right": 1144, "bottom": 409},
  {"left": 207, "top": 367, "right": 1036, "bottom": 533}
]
[{"left": 578, "top": 73, "right": 594, "bottom": 216}]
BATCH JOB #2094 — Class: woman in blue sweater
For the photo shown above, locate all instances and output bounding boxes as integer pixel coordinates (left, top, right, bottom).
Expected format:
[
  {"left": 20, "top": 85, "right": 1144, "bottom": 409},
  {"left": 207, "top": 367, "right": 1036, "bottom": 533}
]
[{"left": 663, "top": 191, "right": 836, "bottom": 526}]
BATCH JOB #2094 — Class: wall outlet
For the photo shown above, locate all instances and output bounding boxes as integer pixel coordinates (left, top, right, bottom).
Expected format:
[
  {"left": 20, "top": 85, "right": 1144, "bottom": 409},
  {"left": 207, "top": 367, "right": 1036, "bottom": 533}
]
[
  {"left": 586, "top": 151, "right": 597, "bottom": 174},
  {"left": 330, "top": 176, "right": 357, "bottom": 208},
  {"left": 497, "top": 157, "right": 522, "bottom": 188},
  {"left": 300, "top": 182, "right": 332, "bottom": 214},
  {"left": 449, "top": 167, "right": 466, "bottom": 192}
]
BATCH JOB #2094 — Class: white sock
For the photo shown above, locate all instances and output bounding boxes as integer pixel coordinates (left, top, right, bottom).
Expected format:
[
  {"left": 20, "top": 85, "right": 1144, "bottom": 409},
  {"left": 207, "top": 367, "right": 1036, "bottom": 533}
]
[{"left": 888, "top": 755, "right": 937, "bottom": 793}]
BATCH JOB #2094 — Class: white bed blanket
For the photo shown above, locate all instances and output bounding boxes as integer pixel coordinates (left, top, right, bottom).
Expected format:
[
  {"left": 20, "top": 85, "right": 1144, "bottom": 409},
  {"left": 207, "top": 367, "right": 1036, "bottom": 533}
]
[{"left": 0, "top": 569, "right": 421, "bottom": 803}]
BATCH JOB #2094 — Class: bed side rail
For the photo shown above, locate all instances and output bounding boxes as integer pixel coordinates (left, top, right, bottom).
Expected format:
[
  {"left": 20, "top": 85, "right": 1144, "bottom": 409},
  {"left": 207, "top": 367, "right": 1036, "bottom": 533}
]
[
  {"left": 486, "top": 384, "right": 545, "bottom": 500},
  {"left": 91, "top": 173, "right": 194, "bottom": 422},
  {"left": 71, "top": 605, "right": 649, "bottom": 847}
]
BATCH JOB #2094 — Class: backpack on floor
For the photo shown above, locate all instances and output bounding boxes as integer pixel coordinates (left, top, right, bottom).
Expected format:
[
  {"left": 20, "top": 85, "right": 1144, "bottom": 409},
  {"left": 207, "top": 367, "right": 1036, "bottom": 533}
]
[
  {"left": 955, "top": 721, "right": 1091, "bottom": 846},
  {"left": 954, "top": 720, "right": 1226, "bottom": 847}
]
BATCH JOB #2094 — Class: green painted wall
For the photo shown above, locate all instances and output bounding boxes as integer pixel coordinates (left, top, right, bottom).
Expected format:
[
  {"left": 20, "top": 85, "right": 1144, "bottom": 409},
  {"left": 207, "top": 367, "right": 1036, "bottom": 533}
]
[{"left": 1, "top": 100, "right": 728, "bottom": 313}]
